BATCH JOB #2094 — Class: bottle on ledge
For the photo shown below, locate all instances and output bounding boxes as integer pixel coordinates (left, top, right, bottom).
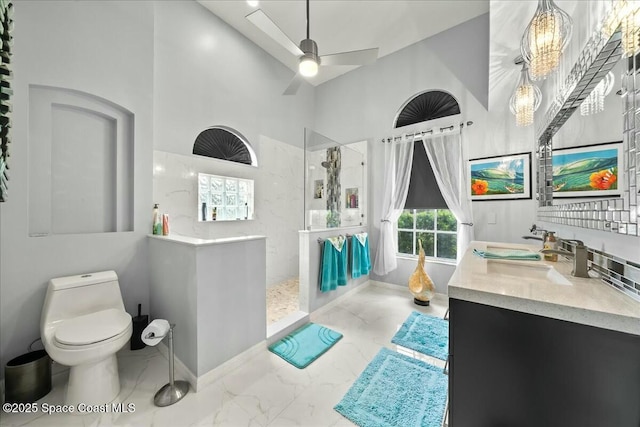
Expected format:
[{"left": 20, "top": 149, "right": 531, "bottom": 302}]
[{"left": 543, "top": 232, "right": 558, "bottom": 262}]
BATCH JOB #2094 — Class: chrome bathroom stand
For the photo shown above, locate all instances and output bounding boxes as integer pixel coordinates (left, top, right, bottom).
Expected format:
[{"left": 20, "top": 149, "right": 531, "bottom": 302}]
[{"left": 150, "top": 324, "right": 189, "bottom": 407}]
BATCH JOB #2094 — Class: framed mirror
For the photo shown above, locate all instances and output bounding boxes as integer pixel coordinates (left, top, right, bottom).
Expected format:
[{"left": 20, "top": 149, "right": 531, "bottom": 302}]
[{"left": 536, "top": 1, "right": 639, "bottom": 237}]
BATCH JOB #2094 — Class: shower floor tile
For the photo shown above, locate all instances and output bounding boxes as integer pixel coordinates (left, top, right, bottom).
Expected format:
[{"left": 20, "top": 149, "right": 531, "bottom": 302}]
[{"left": 266, "top": 278, "right": 299, "bottom": 325}]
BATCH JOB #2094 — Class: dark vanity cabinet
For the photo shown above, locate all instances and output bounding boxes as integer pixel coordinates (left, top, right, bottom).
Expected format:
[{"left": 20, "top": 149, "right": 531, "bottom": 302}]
[{"left": 448, "top": 298, "right": 640, "bottom": 427}]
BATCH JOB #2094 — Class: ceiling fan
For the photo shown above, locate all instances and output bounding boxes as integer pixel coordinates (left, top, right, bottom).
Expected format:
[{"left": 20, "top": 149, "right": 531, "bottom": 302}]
[{"left": 246, "top": 0, "right": 379, "bottom": 95}]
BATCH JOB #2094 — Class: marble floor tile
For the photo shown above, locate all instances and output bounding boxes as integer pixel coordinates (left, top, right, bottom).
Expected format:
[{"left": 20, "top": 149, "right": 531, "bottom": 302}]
[{"left": 0, "top": 284, "right": 448, "bottom": 427}]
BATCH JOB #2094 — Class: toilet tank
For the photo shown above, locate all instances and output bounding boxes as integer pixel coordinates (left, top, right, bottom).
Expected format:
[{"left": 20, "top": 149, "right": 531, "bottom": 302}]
[{"left": 41, "top": 271, "right": 126, "bottom": 325}]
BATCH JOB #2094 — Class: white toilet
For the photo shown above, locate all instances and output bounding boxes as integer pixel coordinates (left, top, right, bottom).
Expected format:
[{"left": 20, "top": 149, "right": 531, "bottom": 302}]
[{"left": 40, "top": 271, "right": 132, "bottom": 406}]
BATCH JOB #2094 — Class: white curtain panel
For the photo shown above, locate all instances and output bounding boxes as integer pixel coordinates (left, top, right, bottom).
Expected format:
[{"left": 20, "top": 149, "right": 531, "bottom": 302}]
[
  {"left": 422, "top": 131, "right": 474, "bottom": 262},
  {"left": 372, "top": 135, "right": 414, "bottom": 276}
]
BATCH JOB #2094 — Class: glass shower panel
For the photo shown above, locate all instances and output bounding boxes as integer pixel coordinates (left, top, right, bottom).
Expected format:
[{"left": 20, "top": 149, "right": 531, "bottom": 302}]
[{"left": 304, "top": 128, "right": 367, "bottom": 230}]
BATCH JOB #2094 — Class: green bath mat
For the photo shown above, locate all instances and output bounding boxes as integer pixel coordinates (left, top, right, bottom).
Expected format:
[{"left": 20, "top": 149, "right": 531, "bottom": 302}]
[
  {"left": 269, "top": 323, "right": 343, "bottom": 369},
  {"left": 334, "top": 347, "right": 448, "bottom": 427}
]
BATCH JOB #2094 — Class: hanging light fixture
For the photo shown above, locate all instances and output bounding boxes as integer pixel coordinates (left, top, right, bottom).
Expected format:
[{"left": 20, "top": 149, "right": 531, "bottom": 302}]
[
  {"left": 521, "top": 0, "right": 573, "bottom": 80},
  {"left": 580, "top": 72, "right": 615, "bottom": 116},
  {"left": 509, "top": 60, "right": 542, "bottom": 127},
  {"left": 621, "top": 0, "right": 640, "bottom": 57}
]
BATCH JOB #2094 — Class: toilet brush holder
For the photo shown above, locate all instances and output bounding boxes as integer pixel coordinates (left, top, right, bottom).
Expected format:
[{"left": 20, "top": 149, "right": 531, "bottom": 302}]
[{"left": 146, "top": 324, "right": 189, "bottom": 407}]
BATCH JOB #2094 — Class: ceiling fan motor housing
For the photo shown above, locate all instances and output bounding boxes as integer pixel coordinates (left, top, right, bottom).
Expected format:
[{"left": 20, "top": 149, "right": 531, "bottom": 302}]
[{"left": 299, "top": 38, "right": 320, "bottom": 66}]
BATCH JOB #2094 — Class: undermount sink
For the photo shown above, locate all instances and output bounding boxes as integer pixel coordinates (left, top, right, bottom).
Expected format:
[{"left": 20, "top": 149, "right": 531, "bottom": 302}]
[{"left": 487, "top": 260, "right": 572, "bottom": 286}]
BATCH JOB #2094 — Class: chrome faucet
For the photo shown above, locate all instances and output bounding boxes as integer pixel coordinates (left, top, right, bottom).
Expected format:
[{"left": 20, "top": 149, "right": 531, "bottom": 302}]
[
  {"left": 540, "top": 240, "right": 590, "bottom": 278},
  {"left": 523, "top": 224, "right": 549, "bottom": 247}
]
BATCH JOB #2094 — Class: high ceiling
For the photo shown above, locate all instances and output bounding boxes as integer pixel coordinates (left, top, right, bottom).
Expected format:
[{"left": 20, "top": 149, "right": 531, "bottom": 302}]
[{"left": 198, "top": 1, "right": 490, "bottom": 86}]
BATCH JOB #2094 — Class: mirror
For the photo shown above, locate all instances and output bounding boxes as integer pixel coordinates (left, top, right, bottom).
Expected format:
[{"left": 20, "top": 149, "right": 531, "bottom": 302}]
[{"left": 536, "top": 3, "right": 639, "bottom": 237}]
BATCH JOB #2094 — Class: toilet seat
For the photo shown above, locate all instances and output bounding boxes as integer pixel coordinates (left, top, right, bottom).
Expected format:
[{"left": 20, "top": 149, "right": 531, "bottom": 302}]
[{"left": 54, "top": 308, "right": 131, "bottom": 346}]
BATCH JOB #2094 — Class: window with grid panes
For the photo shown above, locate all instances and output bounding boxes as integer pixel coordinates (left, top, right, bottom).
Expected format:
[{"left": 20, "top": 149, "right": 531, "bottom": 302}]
[{"left": 397, "top": 141, "right": 457, "bottom": 260}]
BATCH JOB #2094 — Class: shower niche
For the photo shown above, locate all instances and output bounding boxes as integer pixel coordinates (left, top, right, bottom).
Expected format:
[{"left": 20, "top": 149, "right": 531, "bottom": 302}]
[{"left": 304, "top": 129, "right": 366, "bottom": 230}]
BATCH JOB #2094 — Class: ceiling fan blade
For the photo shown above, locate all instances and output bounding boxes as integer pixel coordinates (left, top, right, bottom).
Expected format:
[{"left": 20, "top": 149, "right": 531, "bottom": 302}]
[
  {"left": 246, "top": 9, "right": 303, "bottom": 57},
  {"left": 320, "top": 48, "right": 379, "bottom": 66},
  {"left": 283, "top": 73, "right": 304, "bottom": 96}
]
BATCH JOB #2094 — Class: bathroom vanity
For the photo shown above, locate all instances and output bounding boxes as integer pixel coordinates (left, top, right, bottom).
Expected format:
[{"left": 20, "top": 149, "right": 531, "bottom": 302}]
[
  {"left": 447, "top": 241, "right": 640, "bottom": 427},
  {"left": 148, "top": 234, "right": 266, "bottom": 390}
]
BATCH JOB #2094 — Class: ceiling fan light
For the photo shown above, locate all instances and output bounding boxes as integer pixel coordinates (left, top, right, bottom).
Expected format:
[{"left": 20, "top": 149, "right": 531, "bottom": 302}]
[{"left": 299, "top": 56, "right": 319, "bottom": 77}]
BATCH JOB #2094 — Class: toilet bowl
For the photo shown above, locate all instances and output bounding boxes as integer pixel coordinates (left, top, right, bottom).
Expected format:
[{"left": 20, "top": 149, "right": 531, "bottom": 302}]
[{"left": 40, "top": 271, "right": 132, "bottom": 406}]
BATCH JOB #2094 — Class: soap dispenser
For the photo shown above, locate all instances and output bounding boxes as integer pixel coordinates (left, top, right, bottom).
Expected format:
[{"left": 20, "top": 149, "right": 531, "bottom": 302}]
[{"left": 543, "top": 232, "right": 558, "bottom": 262}]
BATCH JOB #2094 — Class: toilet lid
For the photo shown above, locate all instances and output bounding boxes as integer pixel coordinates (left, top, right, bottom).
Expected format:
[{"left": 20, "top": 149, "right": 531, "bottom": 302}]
[{"left": 55, "top": 309, "right": 131, "bottom": 346}]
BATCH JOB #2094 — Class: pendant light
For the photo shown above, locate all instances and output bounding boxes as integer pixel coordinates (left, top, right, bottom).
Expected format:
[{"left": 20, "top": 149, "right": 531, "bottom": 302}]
[
  {"left": 521, "top": 0, "right": 573, "bottom": 80},
  {"left": 509, "top": 61, "right": 542, "bottom": 127},
  {"left": 621, "top": 0, "right": 640, "bottom": 57},
  {"left": 580, "top": 72, "right": 615, "bottom": 116}
]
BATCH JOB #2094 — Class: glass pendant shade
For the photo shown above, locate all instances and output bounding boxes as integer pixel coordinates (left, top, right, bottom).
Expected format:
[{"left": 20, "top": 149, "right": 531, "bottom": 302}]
[
  {"left": 622, "top": 1, "right": 640, "bottom": 57},
  {"left": 509, "top": 64, "right": 542, "bottom": 127},
  {"left": 580, "top": 72, "right": 615, "bottom": 116},
  {"left": 521, "top": 0, "right": 573, "bottom": 80}
]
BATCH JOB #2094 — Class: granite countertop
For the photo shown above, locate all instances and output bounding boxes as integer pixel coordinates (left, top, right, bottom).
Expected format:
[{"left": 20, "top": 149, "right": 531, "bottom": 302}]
[
  {"left": 147, "top": 234, "right": 266, "bottom": 247},
  {"left": 448, "top": 241, "right": 640, "bottom": 336}
]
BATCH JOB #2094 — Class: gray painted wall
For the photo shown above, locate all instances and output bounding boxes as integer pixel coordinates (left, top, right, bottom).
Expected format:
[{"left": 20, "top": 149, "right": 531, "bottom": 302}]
[
  {"left": 153, "top": 1, "right": 316, "bottom": 154},
  {"left": 0, "top": 0, "right": 155, "bottom": 373}
]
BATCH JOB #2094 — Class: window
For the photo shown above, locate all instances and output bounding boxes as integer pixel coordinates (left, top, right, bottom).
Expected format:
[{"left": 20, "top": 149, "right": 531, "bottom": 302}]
[
  {"left": 198, "top": 173, "right": 254, "bottom": 221},
  {"left": 398, "top": 209, "right": 457, "bottom": 260},
  {"left": 396, "top": 141, "right": 457, "bottom": 260},
  {"left": 193, "top": 126, "right": 257, "bottom": 167}
]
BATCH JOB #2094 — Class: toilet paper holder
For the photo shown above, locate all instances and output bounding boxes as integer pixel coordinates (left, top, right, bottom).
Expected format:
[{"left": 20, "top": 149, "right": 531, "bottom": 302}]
[
  {"left": 144, "top": 331, "right": 167, "bottom": 340},
  {"left": 147, "top": 322, "right": 189, "bottom": 407}
]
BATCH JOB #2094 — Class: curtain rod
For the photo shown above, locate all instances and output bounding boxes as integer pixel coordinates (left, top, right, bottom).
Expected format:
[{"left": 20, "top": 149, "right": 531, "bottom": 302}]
[{"left": 381, "top": 121, "right": 473, "bottom": 143}]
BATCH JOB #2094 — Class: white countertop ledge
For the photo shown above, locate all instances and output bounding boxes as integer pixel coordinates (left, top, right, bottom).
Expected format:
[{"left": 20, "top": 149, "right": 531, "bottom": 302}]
[
  {"left": 448, "top": 241, "right": 640, "bottom": 336},
  {"left": 148, "top": 234, "right": 266, "bottom": 246}
]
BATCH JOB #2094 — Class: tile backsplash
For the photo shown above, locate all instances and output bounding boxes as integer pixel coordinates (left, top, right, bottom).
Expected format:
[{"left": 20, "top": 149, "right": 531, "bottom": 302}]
[{"left": 559, "top": 240, "right": 640, "bottom": 302}]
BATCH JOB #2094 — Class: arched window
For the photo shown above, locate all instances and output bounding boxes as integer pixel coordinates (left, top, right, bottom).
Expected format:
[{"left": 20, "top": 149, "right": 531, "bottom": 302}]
[
  {"left": 394, "top": 90, "right": 460, "bottom": 128},
  {"left": 192, "top": 126, "right": 257, "bottom": 166},
  {"left": 394, "top": 90, "right": 461, "bottom": 261}
]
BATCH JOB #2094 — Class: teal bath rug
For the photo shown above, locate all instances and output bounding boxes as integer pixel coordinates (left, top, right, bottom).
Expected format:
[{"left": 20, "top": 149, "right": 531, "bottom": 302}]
[
  {"left": 268, "top": 323, "right": 343, "bottom": 369},
  {"left": 334, "top": 347, "right": 448, "bottom": 427},
  {"left": 391, "top": 311, "right": 448, "bottom": 360}
]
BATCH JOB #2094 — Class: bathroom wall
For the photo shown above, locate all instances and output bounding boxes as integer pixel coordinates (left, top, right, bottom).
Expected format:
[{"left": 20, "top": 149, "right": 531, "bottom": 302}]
[
  {"left": 151, "top": 0, "right": 316, "bottom": 288},
  {"left": 0, "top": 1, "right": 154, "bottom": 371},
  {"left": 153, "top": 135, "right": 304, "bottom": 287},
  {"left": 314, "top": 13, "right": 491, "bottom": 291},
  {"left": 153, "top": 1, "right": 315, "bottom": 155},
  {"left": 0, "top": 0, "right": 317, "bottom": 375}
]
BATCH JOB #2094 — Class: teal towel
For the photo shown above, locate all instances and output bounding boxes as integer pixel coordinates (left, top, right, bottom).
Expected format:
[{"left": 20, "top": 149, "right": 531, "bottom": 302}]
[
  {"left": 351, "top": 234, "right": 371, "bottom": 279},
  {"left": 320, "top": 239, "right": 348, "bottom": 292},
  {"left": 473, "top": 248, "right": 541, "bottom": 261}
]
